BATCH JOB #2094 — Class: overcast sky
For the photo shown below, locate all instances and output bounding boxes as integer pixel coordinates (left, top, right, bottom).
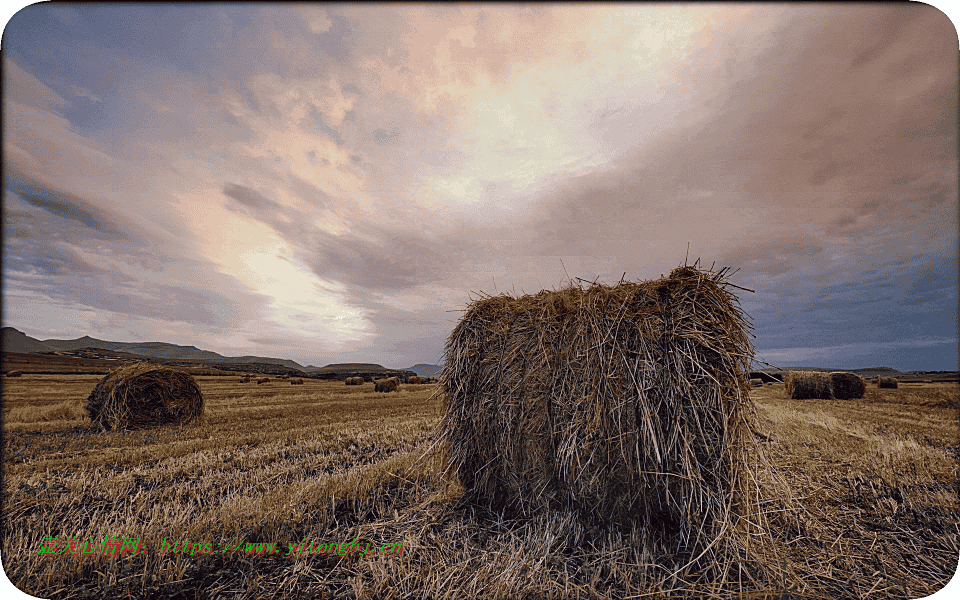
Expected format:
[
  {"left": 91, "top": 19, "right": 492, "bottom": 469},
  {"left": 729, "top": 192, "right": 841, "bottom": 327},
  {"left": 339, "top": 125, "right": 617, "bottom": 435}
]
[{"left": 2, "top": 4, "right": 957, "bottom": 371}]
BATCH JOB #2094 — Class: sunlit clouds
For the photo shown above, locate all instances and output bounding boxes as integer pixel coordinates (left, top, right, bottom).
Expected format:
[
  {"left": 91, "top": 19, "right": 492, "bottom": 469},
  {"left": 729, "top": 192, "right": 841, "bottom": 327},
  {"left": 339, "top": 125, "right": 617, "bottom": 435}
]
[{"left": 3, "top": 4, "right": 957, "bottom": 370}]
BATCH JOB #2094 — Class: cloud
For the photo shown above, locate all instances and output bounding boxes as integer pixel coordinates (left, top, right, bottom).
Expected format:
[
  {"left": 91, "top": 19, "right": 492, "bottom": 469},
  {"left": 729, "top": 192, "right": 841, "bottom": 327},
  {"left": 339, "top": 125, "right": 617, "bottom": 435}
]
[
  {"left": 301, "top": 7, "right": 333, "bottom": 34},
  {"left": 2, "top": 5, "right": 955, "bottom": 371}
]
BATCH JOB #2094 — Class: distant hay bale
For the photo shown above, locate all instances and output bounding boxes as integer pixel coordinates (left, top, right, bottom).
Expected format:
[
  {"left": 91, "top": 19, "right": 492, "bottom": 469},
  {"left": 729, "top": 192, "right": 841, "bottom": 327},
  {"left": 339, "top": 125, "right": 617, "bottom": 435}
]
[
  {"left": 438, "top": 264, "right": 763, "bottom": 565},
  {"left": 749, "top": 378, "right": 763, "bottom": 388},
  {"left": 375, "top": 377, "right": 400, "bottom": 392},
  {"left": 240, "top": 377, "right": 251, "bottom": 383},
  {"left": 85, "top": 363, "right": 203, "bottom": 430},
  {"left": 345, "top": 377, "right": 363, "bottom": 386},
  {"left": 257, "top": 377, "right": 270, "bottom": 385},
  {"left": 878, "top": 377, "right": 899, "bottom": 389},
  {"left": 6, "top": 371, "right": 22, "bottom": 377},
  {"left": 784, "top": 371, "right": 833, "bottom": 399},
  {"left": 408, "top": 375, "right": 422, "bottom": 384},
  {"left": 291, "top": 378, "right": 304, "bottom": 385},
  {"left": 830, "top": 372, "right": 866, "bottom": 399}
]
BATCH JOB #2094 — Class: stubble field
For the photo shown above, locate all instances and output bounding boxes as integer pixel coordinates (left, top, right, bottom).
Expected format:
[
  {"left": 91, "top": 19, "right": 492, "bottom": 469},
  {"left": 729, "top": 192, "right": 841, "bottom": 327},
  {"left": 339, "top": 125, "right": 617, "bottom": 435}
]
[{"left": 2, "top": 374, "right": 957, "bottom": 599}]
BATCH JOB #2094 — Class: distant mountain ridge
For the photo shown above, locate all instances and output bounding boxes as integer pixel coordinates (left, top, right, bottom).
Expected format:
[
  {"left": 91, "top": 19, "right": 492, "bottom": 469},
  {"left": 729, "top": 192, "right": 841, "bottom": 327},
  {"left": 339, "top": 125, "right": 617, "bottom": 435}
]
[
  {"left": 406, "top": 364, "right": 440, "bottom": 378},
  {"left": 3, "top": 327, "right": 305, "bottom": 370},
  {"left": 1, "top": 327, "right": 56, "bottom": 353},
  {"left": 2, "top": 327, "right": 434, "bottom": 375}
]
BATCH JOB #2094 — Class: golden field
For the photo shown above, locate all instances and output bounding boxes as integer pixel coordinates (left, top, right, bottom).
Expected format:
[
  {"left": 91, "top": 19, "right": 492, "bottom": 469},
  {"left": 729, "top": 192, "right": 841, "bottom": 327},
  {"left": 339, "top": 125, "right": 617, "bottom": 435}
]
[{"left": 2, "top": 374, "right": 957, "bottom": 599}]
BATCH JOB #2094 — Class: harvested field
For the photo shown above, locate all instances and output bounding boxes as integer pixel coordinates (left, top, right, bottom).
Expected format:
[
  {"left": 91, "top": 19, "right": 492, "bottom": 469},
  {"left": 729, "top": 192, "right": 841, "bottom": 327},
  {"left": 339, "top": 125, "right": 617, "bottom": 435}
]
[{"left": 2, "top": 372, "right": 956, "bottom": 599}]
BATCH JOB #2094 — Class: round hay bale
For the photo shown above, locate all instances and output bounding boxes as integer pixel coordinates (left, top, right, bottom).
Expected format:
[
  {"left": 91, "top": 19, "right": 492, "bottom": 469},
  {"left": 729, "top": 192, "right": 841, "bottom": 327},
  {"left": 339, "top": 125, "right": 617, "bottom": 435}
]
[
  {"left": 830, "top": 371, "right": 866, "bottom": 400},
  {"left": 438, "top": 263, "right": 765, "bottom": 572},
  {"left": 241, "top": 377, "right": 251, "bottom": 383},
  {"left": 749, "top": 378, "right": 763, "bottom": 388},
  {"left": 375, "top": 377, "right": 399, "bottom": 393},
  {"left": 408, "top": 375, "right": 422, "bottom": 384},
  {"left": 6, "top": 371, "right": 23, "bottom": 377},
  {"left": 878, "top": 377, "right": 899, "bottom": 389},
  {"left": 257, "top": 377, "right": 270, "bottom": 385},
  {"left": 85, "top": 363, "right": 203, "bottom": 430},
  {"left": 345, "top": 377, "right": 363, "bottom": 386},
  {"left": 291, "top": 378, "right": 304, "bottom": 385},
  {"left": 784, "top": 371, "right": 833, "bottom": 399}
]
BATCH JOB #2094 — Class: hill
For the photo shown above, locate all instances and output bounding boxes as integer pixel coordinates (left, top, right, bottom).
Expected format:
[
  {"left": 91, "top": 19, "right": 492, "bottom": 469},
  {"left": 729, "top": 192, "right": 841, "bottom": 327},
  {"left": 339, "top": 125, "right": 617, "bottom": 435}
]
[
  {"left": 1, "top": 328, "right": 56, "bottom": 354},
  {"left": 406, "top": 364, "right": 440, "bottom": 378}
]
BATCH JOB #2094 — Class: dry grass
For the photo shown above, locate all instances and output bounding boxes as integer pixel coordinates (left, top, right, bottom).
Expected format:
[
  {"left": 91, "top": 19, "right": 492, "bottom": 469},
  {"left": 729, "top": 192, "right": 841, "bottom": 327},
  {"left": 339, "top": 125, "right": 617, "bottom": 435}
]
[
  {"left": 1, "top": 376, "right": 956, "bottom": 598},
  {"left": 84, "top": 363, "right": 204, "bottom": 431},
  {"left": 784, "top": 371, "right": 833, "bottom": 400}
]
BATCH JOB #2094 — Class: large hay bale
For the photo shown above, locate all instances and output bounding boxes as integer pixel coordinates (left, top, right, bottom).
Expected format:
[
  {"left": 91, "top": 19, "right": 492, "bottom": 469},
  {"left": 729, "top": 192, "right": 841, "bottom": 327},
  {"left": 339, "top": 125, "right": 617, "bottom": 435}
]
[
  {"left": 784, "top": 371, "right": 833, "bottom": 399},
  {"left": 749, "top": 378, "right": 763, "bottom": 388},
  {"left": 375, "top": 377, "right": 399, "bottom": 392},
  {"left": 438, "top": 264, "right": 760, "bottom": 560},
  {"left": 830, "top": 371, "right": 866, "bottom": 399},
  {"left": 345, "top": 377, "right": 363, "bottom": 386},
  {"left": 257, "top": 377, "right": 270, "bottom": 385},
  {"left": 408, "top": 375, "right": 422, "bottom": 384},
  {"left": 85, "top": 363, "right": 203, "bottom": 430},
  {"left": 878, "top": 377, "right": 899, "bottom": 389},
  {"left": 291, "top": 378, "right": 304, "bottom": 385}
]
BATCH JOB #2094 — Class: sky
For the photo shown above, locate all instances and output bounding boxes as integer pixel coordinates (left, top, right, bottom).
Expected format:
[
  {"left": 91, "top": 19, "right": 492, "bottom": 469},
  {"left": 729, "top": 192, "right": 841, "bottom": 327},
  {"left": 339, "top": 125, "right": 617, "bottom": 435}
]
[{"left": 2, "top": 4, "right": 958, "bottom": 372}]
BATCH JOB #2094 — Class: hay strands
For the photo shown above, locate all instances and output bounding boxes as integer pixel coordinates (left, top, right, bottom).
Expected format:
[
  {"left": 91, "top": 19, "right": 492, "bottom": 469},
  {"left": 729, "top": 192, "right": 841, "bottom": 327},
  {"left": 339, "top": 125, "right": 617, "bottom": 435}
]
[
  {"left": 436, "top": 262, "right": 779, "bottom": 580},
  {"left": 85, "top": 362, "right": 204, "bottom": 430}
]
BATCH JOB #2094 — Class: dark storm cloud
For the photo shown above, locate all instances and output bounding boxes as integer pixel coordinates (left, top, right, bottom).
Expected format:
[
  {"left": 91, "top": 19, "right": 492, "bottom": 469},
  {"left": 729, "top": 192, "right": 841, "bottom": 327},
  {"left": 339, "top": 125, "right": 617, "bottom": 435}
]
[
  {"left": 4, "top": 176, "right": 127, "bottom": 238},
  {"left": 223, "top": 183, "right": 282, "bottom": 212}
]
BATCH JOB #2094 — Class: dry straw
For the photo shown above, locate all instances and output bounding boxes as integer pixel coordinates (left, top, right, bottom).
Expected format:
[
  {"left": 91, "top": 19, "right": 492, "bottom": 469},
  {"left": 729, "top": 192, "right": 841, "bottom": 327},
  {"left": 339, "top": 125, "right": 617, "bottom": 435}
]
[
  {"left": 375, "top": 377, "right": 399, "bottom": 392},
  {"left": 85, "top": 363, "right": 203, "bottom": 430},
  {"left": 878, "top": 377, "right": 899, "bottom": 389},
  {"left": 784, "top": 371, "right": 833, "bottom": 400},
  {"left": 437, "top": 263, "right": 770, "bottom": 575},
  {"left": 830, "top": 371, "right": 866, "bottom": 399}
]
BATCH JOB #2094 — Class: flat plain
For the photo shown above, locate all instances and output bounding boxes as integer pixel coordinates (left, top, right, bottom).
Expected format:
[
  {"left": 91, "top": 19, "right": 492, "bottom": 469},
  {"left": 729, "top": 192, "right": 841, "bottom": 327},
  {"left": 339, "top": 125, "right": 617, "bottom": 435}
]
[{"left": 2, "top": 374, "right": 957, "bottom": 599}]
